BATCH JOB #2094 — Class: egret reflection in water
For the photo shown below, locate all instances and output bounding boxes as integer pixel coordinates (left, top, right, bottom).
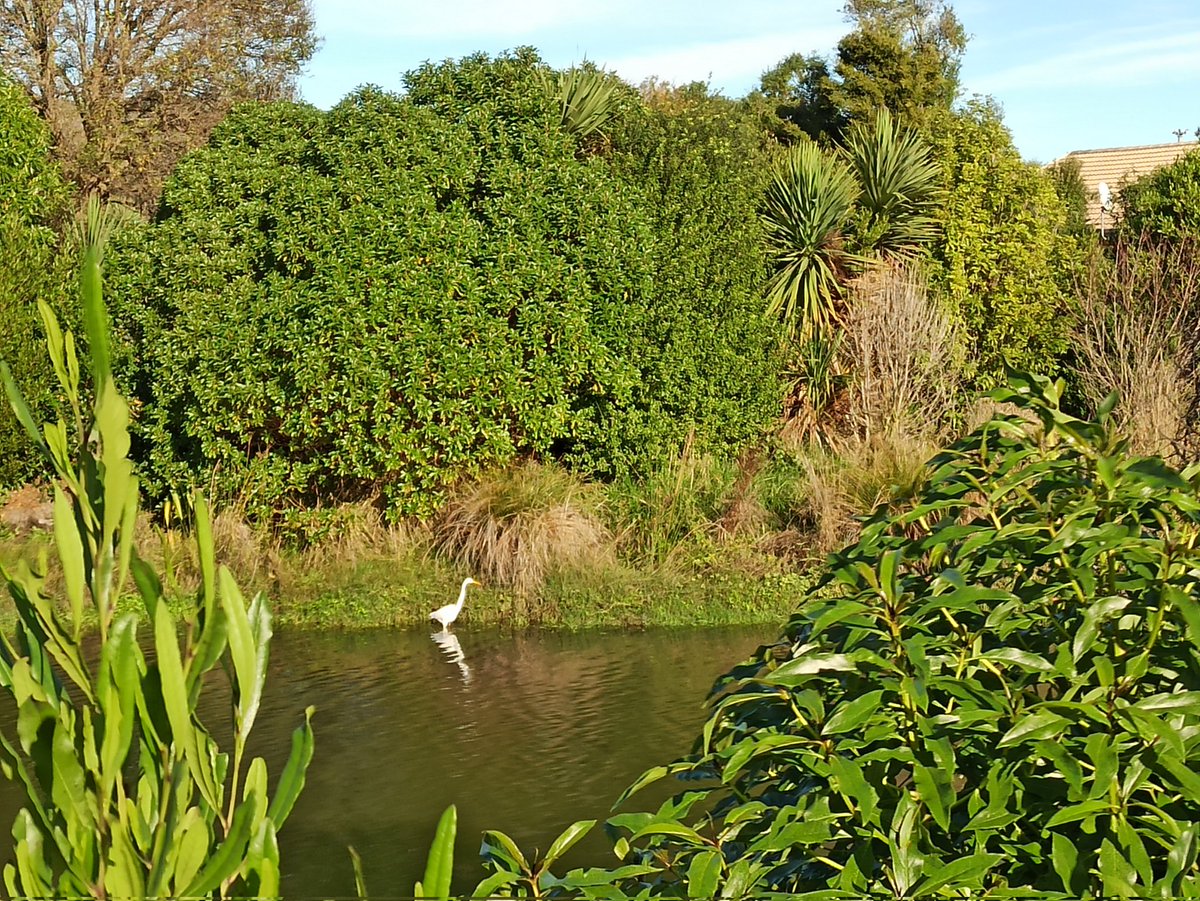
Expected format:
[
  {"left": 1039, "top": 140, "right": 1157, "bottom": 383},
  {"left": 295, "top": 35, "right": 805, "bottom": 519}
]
[{"left": 430, "top": 629, "right": 471, "bottom": 683}]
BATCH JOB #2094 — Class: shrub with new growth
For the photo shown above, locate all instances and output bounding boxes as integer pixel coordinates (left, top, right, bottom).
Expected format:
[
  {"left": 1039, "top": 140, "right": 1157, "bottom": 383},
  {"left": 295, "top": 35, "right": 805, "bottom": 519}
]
[
  {"left": 1121, "top": 147, "right": 1200, "bottom": 240},
  {"left": 0, "top": 240, "right": 312, "bottom": 899},
  {"left": 108, "top": 51, "right": 782, "bottom": 523},
  {"left": 925, "top": 101, "right": 1085, "bottom": 387}
]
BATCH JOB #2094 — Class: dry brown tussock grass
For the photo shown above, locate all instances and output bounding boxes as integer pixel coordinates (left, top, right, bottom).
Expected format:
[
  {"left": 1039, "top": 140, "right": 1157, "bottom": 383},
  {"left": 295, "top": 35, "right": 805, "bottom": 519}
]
[
  {"left": 1074, "top": 237, "right": 1200, "bottom": 461},
  {"left": 431, "top": 461, "right": 613, "bottom": 595}
]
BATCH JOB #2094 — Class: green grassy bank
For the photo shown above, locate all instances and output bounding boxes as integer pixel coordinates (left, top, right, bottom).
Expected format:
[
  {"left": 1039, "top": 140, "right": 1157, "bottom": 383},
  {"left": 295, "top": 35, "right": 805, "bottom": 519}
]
[{"left": 0, "top": 502, "right": 815, "bottom": 632}]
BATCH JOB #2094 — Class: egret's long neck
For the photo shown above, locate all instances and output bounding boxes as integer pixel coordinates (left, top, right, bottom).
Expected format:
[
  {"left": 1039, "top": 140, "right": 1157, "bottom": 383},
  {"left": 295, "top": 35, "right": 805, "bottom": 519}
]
[{"left": 455, "top": 581, "right": 471, "bottom": 610}]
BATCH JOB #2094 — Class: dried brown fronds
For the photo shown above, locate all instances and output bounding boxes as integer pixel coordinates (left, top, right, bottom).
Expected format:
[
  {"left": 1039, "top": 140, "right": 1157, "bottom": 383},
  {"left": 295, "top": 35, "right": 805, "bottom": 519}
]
[
  {"left": 1073, "top": 236, "right": 1200, "bottom": 460},
  {"left": 432, "top": 461, "right": 613, "bottom": 595}
]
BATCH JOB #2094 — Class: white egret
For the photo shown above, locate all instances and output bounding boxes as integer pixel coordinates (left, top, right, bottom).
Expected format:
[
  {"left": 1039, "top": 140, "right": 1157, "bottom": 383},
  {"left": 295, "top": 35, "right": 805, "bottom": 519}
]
[{"left": 430, "top": 577, "right": 479, "bottom": 631}]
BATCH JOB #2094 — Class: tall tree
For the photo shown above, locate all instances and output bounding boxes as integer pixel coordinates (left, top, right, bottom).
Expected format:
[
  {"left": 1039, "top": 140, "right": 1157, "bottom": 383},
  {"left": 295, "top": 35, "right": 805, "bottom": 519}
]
[
  {"left": 0, "top": 0, "right": 317, "bottom": 212},
  {"left": 754, "top": 52, "right": 843, "bottom": 144},
  {"left": 831, "top": 0, "right": 966, "bottom": 125},
  {"left": 756, "top": 1, "right": 966, "bottom": 143}
]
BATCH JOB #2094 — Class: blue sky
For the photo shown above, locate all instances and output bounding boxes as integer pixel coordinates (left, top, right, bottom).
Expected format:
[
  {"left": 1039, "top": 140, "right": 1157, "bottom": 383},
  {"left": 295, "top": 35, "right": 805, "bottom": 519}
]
[{"left": 300, "top": 0, "right": 1200, "bottom": 163}]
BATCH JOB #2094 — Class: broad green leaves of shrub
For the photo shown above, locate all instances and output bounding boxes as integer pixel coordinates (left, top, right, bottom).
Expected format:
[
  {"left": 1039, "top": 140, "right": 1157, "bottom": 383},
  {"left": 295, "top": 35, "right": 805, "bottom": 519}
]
[
  {"left": 925, "top": 102, "right": 1085, "bottom": 388},
  {"left": 0, "top": 77, "right": 75, "bottom": 488},
  {"left": 0, "top": 248, "right": 313, "bottom": 898},
  {"left": 108, "top": 50, "right": 781, "bottom": 523},
  {"left": 580, "top": 82, "right": 783, "bottom": 479},
  {"left": 603, "top": 370, "right": 1200, "bottom": 898}
]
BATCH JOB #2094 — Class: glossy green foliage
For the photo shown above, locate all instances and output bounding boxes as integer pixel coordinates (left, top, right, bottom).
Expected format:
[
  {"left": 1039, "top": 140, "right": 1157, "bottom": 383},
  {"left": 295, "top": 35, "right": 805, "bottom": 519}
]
[
  {"left": 0, "top": 77, "right": 74, "bottom": 488},
  {"left": 478, "top": 818, "right": 637, "bottom": 900},
  {"left": 0, "top": 251, "right": 313, "bottom": 899},
  {"left": 579, "top": 84, "right": 783, "bottom": 478},
  {"left": 414, "top": 805, "right": 457, "bottom": 901},
  {"left": 925, "top": 102, "right": 1084, "bottom": 387},
  {"left": 602, "top": 371, "right": 1200, "bottom": 897},
  {"left": 1121, "top": 148, "right": 1200, "bottom": 240},
  {"left": 108, "top": 50, "right": 782, "bottom": 520}
]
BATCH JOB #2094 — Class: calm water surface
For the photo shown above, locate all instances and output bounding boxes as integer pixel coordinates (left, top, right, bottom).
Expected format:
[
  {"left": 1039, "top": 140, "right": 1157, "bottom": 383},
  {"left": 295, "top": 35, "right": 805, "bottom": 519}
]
[{"left": 0, "top": 625, "right": 774, "bottom": 898}]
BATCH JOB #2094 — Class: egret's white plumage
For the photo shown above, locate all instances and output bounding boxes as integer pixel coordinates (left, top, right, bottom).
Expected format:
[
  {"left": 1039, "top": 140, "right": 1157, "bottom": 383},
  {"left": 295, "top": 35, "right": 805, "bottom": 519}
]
[{"left": 430, "top": 577, "right": 478, "bottom": 631}]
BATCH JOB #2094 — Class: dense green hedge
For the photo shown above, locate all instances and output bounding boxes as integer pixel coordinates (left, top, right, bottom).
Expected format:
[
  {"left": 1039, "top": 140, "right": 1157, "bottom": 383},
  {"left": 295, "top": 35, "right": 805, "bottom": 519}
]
[
  {"left": 1121, "top": 147, "right": 1200, "bottom": 240},
  {"left": 924, "top": 102, "right": 1084, "bottom": 388},
  {"left": 108, "top": 51, "right": 782, "bottom": 521},
  {"left": 572, "top": 82, "right": 782, "bottom": 476},
  {"left": 0, "top": 78, "right": 74, "bottom": 489}
]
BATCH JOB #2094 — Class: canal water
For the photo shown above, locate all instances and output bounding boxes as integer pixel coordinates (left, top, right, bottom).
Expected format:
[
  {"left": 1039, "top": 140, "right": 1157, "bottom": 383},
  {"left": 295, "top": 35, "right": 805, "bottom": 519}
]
[{"left": 0, "top": 624, "right": 775, "bottom": 898}]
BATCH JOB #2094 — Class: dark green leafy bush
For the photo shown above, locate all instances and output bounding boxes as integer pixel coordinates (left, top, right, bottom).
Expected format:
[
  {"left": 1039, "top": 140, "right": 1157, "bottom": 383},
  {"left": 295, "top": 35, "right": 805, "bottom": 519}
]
[
  {"left": 0, "top": 77, "right": 74, "bottom": 488},
  {"left": 1121, "top": 147, "right": 1200, "bottom": 240},
  {"left": 587, "top": 371, "right": 1200, "bottom": 897},
  {"left": 584, "top": 83, "right": 783, "bottom": 476},
  {"left": 108, "top": 52, "right": 782, "bottom": 522}
]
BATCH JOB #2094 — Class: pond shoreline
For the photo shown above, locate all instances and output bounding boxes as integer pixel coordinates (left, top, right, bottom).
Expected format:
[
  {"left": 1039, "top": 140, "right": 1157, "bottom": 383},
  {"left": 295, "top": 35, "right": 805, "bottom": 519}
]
[{"left": 0, "top": 523, "right": 810, "bottom": 631}]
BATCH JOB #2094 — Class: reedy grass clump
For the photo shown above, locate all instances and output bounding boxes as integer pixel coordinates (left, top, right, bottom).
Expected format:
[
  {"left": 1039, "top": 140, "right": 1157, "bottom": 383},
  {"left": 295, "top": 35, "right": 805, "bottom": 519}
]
[
  {"left": 606, "top": 438, "right": 738, "bottom": 566},
  {"left": 1073, "top": 235, "right": 1200, "bottom": 461},
  {"left": 431, "top": 460, "right": 612, "bottom": 596}
]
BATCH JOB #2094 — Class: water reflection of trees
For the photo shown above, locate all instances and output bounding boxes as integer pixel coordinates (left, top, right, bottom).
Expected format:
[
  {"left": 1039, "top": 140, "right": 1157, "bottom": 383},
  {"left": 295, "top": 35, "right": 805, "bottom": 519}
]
[{"left": 246, "top": 628, "right": 764, "bottom": 899}]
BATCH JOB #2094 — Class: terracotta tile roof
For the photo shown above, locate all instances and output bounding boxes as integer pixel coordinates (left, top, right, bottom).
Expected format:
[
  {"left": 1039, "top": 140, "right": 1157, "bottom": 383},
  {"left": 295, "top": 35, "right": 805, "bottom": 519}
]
[{"left": 1054, "top": 141, "right": 1199, "bottom": 228}]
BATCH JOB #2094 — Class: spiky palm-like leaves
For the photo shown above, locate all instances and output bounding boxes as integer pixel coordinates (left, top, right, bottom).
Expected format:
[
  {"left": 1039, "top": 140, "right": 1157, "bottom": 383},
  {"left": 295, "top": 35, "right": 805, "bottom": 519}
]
[
  {"left": 762, "top": 110, "right": 942, "bottom": 342},
  {"left": 843, "top": 108, "right": 942, "bottom": 256},
  {"left": 69, "top": 193, "right": 140, "bottom": 260},
  {"left": 545, "top": 66, "right": 620, "bottom": 142},
  {"left": 762, "top": 141, "right": 863, "bottom": 341}
]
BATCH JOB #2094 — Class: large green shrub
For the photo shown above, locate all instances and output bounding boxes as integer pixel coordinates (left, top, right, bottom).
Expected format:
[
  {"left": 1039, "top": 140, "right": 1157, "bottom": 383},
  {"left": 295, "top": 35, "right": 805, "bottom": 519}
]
[
  {"left": 0, "top": 78, "right": 74, "bottom": 488},
  {"left": 925, "top": 102, "right": 1084, "bottom": 387},
  {"left": 635, "top": 373, "right": 1200, "bottom": 897},
  {"left": 1121, "top": 147, "right": 1200, "bottom": 240},
  {"left": 471, "top": 372, "right": 1200, "bottom": 898},
  {"left": 582, "top": 83, "right": 783, "bottom": 476},
  {"left": 108, "top": 52, "right": 782, "bottom": 521}
]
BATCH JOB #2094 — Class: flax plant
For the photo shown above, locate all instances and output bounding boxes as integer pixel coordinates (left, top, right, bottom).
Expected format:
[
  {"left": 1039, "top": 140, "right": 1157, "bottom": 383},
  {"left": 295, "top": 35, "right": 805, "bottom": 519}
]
[{"left": 0, "top": 240, "right": 313, "bottom": 898}]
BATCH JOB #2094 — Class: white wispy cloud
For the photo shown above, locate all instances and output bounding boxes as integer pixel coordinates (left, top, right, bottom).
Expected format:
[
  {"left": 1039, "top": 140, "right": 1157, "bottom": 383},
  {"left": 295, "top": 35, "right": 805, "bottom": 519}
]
[
  {"left": 311, "top": 0, "right": 843, "bottom": 43},
  {"left": 603, "top": 28, "right": 847, "bottom": 93},
  {"left": 311, "top": 0, "right": 608, "bottom": 40},
  {"left": 304, "top": 1, "right": 847, "bottom": 102},
  {"left": 974, "top": 23, "right": 1200, "bottom": 93}
]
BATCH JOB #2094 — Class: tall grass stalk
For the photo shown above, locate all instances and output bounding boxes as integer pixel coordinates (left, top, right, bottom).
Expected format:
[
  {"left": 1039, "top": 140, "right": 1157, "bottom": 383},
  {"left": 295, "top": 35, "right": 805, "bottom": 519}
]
[{"left": 1074, "top": 235, "right": 1200, "bottom": 460}]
